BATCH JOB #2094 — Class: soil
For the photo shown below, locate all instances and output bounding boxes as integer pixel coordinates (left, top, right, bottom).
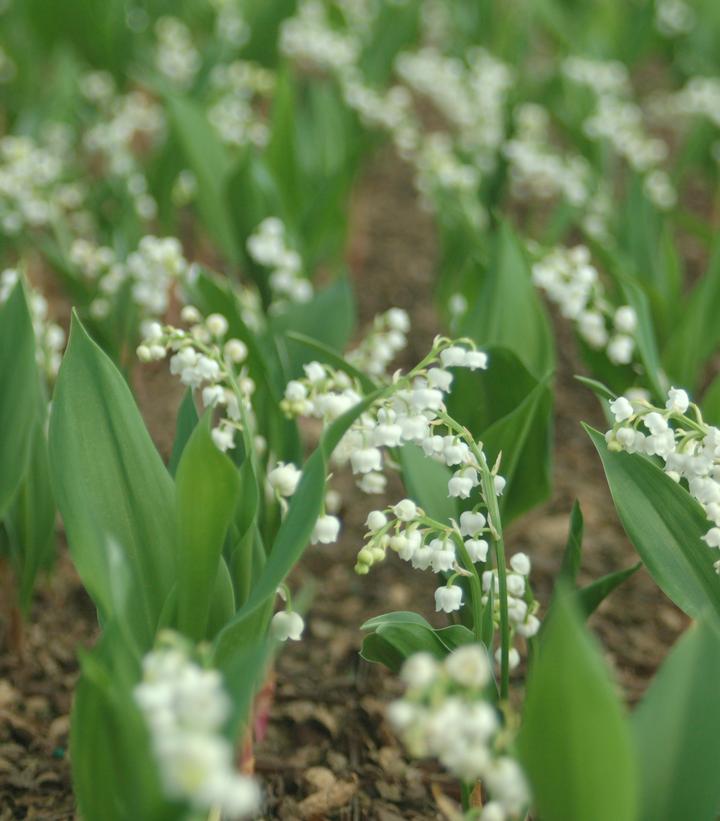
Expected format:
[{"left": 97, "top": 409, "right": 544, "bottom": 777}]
[{"left": 0, "top": 149, "right": 688, "bottom": 820}]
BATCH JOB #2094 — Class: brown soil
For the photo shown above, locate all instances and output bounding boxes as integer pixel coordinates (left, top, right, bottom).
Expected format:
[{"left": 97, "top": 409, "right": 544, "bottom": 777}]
[{"left": 0, "top": 149, "right": 687, "bottom": 820}]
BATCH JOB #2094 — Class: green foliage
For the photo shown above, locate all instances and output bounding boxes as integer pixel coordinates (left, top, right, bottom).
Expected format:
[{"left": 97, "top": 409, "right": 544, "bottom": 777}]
[
  {"left": 519, "top": 588, "right": 637, "bottom": 821},
  {"left": 587, "top": 426, "right": 720, "bottom": 621},
  {"left": 175, "top": 414, "right": 240, "bottom": 640},
  {"left": 633, "top": 616, "right": 720, "bottom": 821},
  {"left": 447, "top": 347, "right": 553, "bottom": 523},
  {"left": 49, "top": 316, "right": 176, "bottom": 649},
  {"left": 0, "top": 280, "right": 42, "bottom": 517},
  {"left": 360, "top": 612, "right": 475, "bottom": 672},
  {"left": 460, "top": 223, "right": 555, "bottom": 380}
]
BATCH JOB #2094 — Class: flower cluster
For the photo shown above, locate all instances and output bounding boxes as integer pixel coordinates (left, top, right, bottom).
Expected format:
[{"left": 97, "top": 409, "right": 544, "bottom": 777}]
[
  {"left": 341, "top": 72, "right": 419, "bottom": 157},
  {"left": 396, "top": 46, "right": 513, "bottom": 172},
  {"left": 389, "top": 646, "right": 530, "bottom": 820},
  {"left": 648, "top": 76, "right": 720, "bottom": 134},
  {"left": 137, "top": 308, "right": 253, "bottom": 453},
  {"left": 0, "top": 132, "right": 86, "bottom": 236},
  {"left": 82, "top": 84, "right": 165, "bottom": 219},
  {"left": 71, "top": 235, "right": 188, "bottom": 322},
  {"left": 154, "top": 17, "right": 201, "bottom": 89},
  {"left": 280, "top": 1, "right": 360, "bottom": 72},
  {"left": 345, "top": 307, "right": 410, "bottom": 377},
  {"left": 655, "top": 0, "right": 696, "bottom": 37},
  {"left": 481, "top": 552, "right": 540, "bottom": 668},
  {"left": 246, "top": 217, "right": 313, "bottom": 307},
  {"left": 134, "top": 634, "right": 260, "bottom": 818},
  {"left": 209, "top": 0, "right": 250, "bottom": 46},
  {"left": 503, "top": 104, "right": 592, "bottom": 208},
  {"left": 0, "top": 269, "right": 66, "bottom": 381},
  {"left": 531, "top": 244, "right": 639, "bottom": 366},
  {"left": 606, "top": 387, "right": 720, "bottom": 570},
  {"left": 283, "top": 339, "right": 487, "bottom": 499},
  {"left": 207, "top": 60, "right": 274, "bottom": 149},
  {"left": 562, "top": 56, "right": 675, "bottom": 210}
]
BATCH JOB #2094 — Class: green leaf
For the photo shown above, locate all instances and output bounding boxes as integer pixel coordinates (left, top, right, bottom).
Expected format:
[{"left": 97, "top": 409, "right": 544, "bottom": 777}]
[
  {"left": 663, "top": 239, "right": 720, "bottom": 390},
  {"left": 586, "top": 426, "right": 720, "bottom": 621},
  {"left": 361, "top": 611, "right": 434, "bottom": 632},
  {"left": 460, "top": 222, "right": 554, "bottom": 379},
  {"left": 4, "top": 422, "right": 55, "bottom": 612},
  {"left": 435, "top": 624, "right": 476, "bottom": 650},
  {"left": 267, "top": 69, "right": 300, "bottom": 215},
  {"left": 575, "top": 375, "right": 616, "bottom": 403},
  {"left": 399, "top": 444, "right": 457, "bottom": 524},
  {"left": 700, "top": 370, "right": 720, "bottom": 425},
  {"left": 49, "top": 315, "right": 176, "bottom": 648},
  {"left": 175, "top": 414, "right": 240, "bottom": 641},
  {"left": 519, "top": 588, "right": 637, "bottom": 821},
  {"left": 559, "top": 500, "right": 584, "bottom": 583},
  {"left": 271, "top": 277, "right": 356, "bottom": 380},
  {"left": 207, "top": 558, "right": 237, "bottom": 639},
  {"left": 577, "top": 562, "right": 641, "bottom": 617},
  {"left": 168, "top": 389, "right": 198, "bottom": 477},
  {"left": 166, "top": 95, "right": 239, "bottom": 263},
  {"left": 447, "top": 347, "right": 553, "bottom": 523},
  {"left": 619, "top": 276, "right": 665, "bottom": 399},
  {"left": 633, "top": 616, "right": 720, "bottom": 821},
  {"left": 214, "top": 390, "right": 383, "bottom": 662},
  {"left": 359, "top": 632, "right": 405, "bottom": 672},
  {"left": 0, "top": 280, "right": 41, "bottom": 517},
  {"left": 71, "top": 626, "right": 176, "bottom": 821}
]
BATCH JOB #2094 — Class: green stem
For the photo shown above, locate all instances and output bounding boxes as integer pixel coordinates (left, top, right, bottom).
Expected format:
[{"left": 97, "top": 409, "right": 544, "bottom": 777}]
[
  {"left": 478, "top": 457, "right": 511, "bottom": 701},
  {"left": 460, "top": 781, "right": 473, "bottom": 812},
  {"left": 453, "top": 533, "right": 484, "bottom": 642},
  {"left": 439, "top": 413, "right": 511, "bottom": 700}
]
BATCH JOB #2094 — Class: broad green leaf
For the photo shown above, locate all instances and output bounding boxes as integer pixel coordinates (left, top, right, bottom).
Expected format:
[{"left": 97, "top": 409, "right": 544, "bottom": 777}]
[
  {"left": 49, "top": 315, "right": 176, "bottom": 648},
  {"left": 460, "top": 222, "right": 554, "bottom": 379},
  {"left": 447, "top": 347, "right": 553, "bottom": 523},
  {"left": 633, "top": 617, "right": 720, "bottom": 821},
  {"left": 663, "top": 239, "right": 720, "bottom": 390},
  {"left": 587, "top": 426, "right": 720, "bottom": 621},
  {"left": 4, "top": 421, "right": 55, "bottom": 612},
  {"left": 271, "top": 277, "right": 356, "bottom": 380},
  {"left": 361, "top": 611, "right": 434, "bottom": 632},
  {"left": 360, "top": 632, "right": 405, "bottom": 672},
  {"left": 359, "top": 622, "right": 448, "bottom": 672},
  {"left": 0, "top": 280, "right": 41, "bottom": 517},
  {"left": 175, "top": 414, "right": 240, "bottom": 641},
  {"left": 619, "top": 276, "right": 666, "bottom": 399},
  {"left": 435, "top": 624, "right": 476, "bottom": 650},
  {"left": 207, "top": 558, "right": 237, "bottom": 639},
  {"left": 559, "top": 500, "right": 584, "bottom": 583},
  {"left": 519, "top": 588, "right": 637, "bottom": 821},
  {"left": 399, "top": 444, "right": 457, "bottom": 524},
  {"left": 267, "top": 69, "right": 300, "bottom": 215},
  {"left": 701, "top": 370, "right": 720, "bottom": 425},
  {"left": 166, "top": 95, "right": 239, "bottom": 263},
  {"left": 168, "top": 389, "right": 198, "bottom": 476}
]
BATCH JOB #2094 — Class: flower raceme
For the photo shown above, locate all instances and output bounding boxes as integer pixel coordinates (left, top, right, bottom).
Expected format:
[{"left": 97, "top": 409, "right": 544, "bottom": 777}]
[
  {"left": 389, "top": 646, "right": 530, "bottom": 821},
  {"left": 134, "top": 634, "right": 260, "bottom": 819},
  {"left": 137, "top": 308, "right": 254, "bottom": 453},
  {"left": 282, "top": 336, "right": 541, "bottom": 678},
  {"left": 606, "top": 386, "right": 720, "bottom": 568}
]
